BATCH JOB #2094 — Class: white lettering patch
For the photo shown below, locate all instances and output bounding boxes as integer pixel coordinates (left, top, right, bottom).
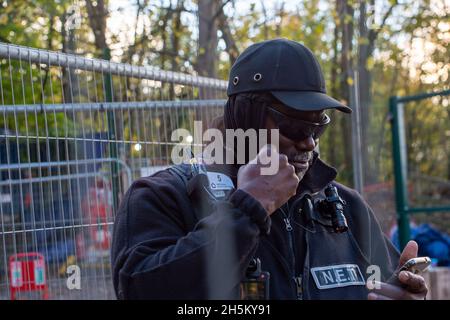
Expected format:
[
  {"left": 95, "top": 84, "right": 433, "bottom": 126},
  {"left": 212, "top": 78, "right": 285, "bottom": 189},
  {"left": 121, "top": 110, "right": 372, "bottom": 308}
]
[{"left": 311, "top": 264, "right": 365, "bottom": 289}]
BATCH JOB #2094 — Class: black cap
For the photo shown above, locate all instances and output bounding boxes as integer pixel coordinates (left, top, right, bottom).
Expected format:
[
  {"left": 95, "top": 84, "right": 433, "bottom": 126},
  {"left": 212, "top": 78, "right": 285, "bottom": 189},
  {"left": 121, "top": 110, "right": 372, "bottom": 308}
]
[{"left": 227, "top": 38, "right": 351, "bottom": 113}]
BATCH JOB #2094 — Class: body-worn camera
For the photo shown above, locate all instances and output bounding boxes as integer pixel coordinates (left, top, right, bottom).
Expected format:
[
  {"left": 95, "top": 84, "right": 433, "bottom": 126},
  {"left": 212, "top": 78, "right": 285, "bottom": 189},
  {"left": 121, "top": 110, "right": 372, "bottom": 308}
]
[
  {"left": 240, "top": 258, "right": 270, "bottom": 300},
  {"left": 316, "top": 184, "right": 348, "bottom": 233}
]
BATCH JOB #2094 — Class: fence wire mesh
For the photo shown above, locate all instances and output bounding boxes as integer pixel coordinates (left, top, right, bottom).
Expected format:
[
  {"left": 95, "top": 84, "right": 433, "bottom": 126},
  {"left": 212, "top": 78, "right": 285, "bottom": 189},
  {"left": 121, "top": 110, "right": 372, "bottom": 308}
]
[{"left": 0, "top": 43, "right": 227, "bottom": 299}]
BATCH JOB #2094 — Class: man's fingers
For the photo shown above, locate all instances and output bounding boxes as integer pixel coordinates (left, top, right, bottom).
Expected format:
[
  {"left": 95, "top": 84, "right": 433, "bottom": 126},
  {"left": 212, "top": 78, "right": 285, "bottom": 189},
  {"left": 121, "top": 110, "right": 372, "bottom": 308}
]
[
  {"left": 259, "top": 144, "right": 278, "bottom": 159},
  {"left": 398, "top": 240, "right": 418, "bottom": 268},
  {"left": 252, "top": 144, "right": 280, "bottom": 165},
  {"left": 368, "top": 292, "right": 393, "bottom": 300},
  {"left": 286, "top": 163, "right": 295, "bottom": 175},
  {"left": 370, "top": 281, "right": 408, "bottom": 300},
  {"left": 248, "top": 145, "right": 269, "bottom": 164},
  {"left": 370, "top": 280, "right": 427, "bottom": 300},
  {"left": 398, "top": 271, "right": 428, "bottom": 293}
]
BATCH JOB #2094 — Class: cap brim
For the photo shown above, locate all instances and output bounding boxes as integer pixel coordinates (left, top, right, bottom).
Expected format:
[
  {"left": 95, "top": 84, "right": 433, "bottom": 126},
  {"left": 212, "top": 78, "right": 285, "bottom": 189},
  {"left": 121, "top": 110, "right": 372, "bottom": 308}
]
[{"left": 271, "top": 91, "right": 352, "bottom": 113}]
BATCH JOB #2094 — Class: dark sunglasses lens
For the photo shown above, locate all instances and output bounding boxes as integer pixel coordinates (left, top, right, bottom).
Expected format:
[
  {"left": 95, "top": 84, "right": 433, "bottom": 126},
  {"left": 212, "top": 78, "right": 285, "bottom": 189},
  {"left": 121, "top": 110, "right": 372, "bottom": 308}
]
[
  {"left": 279, "top": 120, "right": 327, "bottom": 141},
  {"left": 290, "top": 129, "right": 317, "bottom": 141},
  {"left": 280, "top": 126, "right": 309, "bottom": 141},
  {"left": 268, "top": 108, "right": 329, "bottom": 141},
  {"left": 312, "top": 124, "right": 327, "bottom": 139}
]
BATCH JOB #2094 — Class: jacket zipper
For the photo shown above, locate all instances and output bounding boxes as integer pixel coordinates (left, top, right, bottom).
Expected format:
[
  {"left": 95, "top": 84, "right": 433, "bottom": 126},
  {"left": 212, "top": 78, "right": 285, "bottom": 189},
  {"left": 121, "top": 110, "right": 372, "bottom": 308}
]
[
  {"left": 294, "top": 276, "right": 303, "bottom": 300},
  {"left": 283, "top": 215, "right": 302, "bottom": 299},
  {"left": 282, "top": 218, "right": 294, "bottom": 266}
]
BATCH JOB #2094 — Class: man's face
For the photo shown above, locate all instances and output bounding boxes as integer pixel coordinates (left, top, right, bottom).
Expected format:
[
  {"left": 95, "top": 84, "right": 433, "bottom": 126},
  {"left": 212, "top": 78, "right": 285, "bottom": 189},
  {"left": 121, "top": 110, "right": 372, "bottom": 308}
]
[{"left": 265, "top": 103, "right": 326, "bottom": 180}]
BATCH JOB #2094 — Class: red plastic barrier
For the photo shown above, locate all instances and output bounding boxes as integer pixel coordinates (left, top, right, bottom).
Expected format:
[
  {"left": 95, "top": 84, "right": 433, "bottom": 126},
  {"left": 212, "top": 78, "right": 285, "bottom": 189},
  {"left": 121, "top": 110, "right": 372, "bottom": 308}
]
[{"left": 9, "top": 252, "right": 49, "bottom": 300}]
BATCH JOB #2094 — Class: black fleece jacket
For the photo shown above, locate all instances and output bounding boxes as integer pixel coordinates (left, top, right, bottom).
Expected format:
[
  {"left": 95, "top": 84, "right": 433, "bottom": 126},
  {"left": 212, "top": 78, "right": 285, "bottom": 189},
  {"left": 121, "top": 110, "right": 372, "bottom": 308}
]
[{"left": 111, "top": 157, "right": 400, "bottom": 300}]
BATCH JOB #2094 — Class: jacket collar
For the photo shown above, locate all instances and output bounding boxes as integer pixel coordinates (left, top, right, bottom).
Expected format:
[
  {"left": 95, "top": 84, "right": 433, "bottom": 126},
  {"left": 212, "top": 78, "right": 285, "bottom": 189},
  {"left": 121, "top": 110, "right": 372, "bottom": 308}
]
[{"left": 298, "top": 152, "right": 337, "bottom": 194}]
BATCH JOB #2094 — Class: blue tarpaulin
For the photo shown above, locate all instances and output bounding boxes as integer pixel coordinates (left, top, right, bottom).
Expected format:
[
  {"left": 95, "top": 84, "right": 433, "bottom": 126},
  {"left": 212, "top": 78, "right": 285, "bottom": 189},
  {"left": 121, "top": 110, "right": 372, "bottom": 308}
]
[{"left": 391, "top": 223, "right": 450, "bottom": 266}]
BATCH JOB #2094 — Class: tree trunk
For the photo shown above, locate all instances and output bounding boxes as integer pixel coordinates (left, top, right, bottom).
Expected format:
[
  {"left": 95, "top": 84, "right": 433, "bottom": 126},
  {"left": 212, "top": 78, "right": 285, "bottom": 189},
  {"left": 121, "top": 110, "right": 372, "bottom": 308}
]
[
  {"left": 373, "top": 62, "right": 399, "bottom": 179},
  {"left": 275, "top": 2, "right": 285, "bottom": 37},
  {"left": 197, "top": 0, "right": 219, "bottom": 78},
  {"left": 197, "top": 0, "right": 219, "bottom": 121},
  {"left": 169, "top": 0, "right": 184, "bottom": 101},
  {"left": 328, "top": 13, "right": 340, "bottom": 168},
  {"left": 160, "top": 4, "right": 169, "bottom": 72},
  {"left": 260, "top": 0, "right": 269, "bottom": 40},
  {"left": 85, "top": 0, "right": 108, "bottom": 55},
  {"left": 358, "top": 0, "right": 374, "bottom": 185},
  {"left": 171, "top": 0, "right": 183, "bottom": 73},
  {"left": 338, "top": 0, "right": 354, "bottom": 184},
  {"left": 358, "top": 0, "right": 398, "bottom": 185},
  {"left": 216, "top": 4, "right": 239, "bottom": 66},
  {"left": 39, "top": 11, "right": 55, "bottom": 104},
  {"left": 61, "top": 10, "right": 78, "bottom": 104}
]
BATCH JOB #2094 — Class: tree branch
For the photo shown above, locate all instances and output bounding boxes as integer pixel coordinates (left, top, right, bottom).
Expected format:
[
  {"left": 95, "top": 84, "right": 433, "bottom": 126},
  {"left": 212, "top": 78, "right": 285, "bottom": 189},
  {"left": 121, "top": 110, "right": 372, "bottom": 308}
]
[
  {"left": 369, "top": 0, "right": 398, "bottom": 44},
  {"left": 216, "top": 3, "right": 239, "bottom": 65},
  {"left": 211, "top": 0, "right": 233, "bottom": 22}
]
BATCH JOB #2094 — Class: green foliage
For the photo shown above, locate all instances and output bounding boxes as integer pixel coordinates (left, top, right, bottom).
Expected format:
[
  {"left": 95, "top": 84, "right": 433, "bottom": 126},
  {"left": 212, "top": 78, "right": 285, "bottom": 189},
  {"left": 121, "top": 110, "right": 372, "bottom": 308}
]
[{"left": 1, "top": 0, "right": 449, "bottom": 233}]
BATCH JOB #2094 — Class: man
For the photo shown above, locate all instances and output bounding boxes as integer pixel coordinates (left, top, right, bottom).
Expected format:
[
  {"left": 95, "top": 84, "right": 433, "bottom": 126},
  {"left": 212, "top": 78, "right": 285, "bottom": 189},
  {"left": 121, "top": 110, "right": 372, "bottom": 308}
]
[{"left": 111, "top": 38, "right": 428, "bottom": 300}]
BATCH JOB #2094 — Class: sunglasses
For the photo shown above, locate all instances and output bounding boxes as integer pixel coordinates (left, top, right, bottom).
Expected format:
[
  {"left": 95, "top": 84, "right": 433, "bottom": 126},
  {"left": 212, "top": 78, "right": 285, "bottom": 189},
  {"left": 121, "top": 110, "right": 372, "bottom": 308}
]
[{"left": 267, "top": 107, "right": 330, "bottom": 141}]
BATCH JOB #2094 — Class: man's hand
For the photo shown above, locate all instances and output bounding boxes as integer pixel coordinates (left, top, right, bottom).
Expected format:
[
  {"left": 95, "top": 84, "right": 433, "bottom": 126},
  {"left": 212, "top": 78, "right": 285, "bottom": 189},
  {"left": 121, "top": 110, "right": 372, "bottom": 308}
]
[
  {"left": 237, "top": 145, "right": 300, "bottom": 215},
  {"left": 367, "top": 240, "right": 428, "bottom": 300}
]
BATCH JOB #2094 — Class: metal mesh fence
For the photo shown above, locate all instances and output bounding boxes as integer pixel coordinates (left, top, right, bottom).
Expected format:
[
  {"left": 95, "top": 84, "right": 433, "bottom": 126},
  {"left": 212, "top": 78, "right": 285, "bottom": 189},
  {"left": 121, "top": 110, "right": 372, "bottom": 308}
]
[
  {"left": 391, "top": 93, "right": 450, "bottom": 248},
  {"left": 0, "top": 43, "right": 227, "bottom": 299},
  {"left": 402, "top": 97, "right": 450, "bottom": 209}
]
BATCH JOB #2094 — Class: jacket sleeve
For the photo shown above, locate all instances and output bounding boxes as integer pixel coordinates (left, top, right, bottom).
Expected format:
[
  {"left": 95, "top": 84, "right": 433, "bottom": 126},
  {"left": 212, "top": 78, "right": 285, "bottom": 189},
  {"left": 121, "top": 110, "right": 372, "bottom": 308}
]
[
  {"left": 111, "top": 169, "right": 270, "bottom": 299},
  {"left": 363, "top": 204, "right": 400, "bottom": 281}
]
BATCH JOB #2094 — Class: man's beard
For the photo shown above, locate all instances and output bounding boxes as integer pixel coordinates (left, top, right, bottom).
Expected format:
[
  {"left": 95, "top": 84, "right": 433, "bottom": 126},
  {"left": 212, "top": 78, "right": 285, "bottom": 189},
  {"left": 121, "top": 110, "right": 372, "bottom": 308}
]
[{"left": 288, "top": 152, "right": 313, "bottom": 180}]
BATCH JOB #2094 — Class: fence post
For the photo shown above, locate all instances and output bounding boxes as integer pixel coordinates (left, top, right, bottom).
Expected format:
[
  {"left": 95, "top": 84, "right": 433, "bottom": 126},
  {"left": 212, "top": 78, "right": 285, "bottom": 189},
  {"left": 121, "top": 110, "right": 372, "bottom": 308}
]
[
  {"left": 390, "top": 96, "right": 410, "bottom": 250},
  {"left": 103, "top": 47, "right": 119, "bottom": 213}
]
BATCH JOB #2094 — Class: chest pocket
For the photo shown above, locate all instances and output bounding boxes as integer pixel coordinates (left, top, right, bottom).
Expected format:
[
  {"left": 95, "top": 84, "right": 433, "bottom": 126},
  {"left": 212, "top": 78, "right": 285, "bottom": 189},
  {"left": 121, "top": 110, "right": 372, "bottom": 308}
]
[{"left": 303, "top": 223, "right": 372, "bottom": 300}]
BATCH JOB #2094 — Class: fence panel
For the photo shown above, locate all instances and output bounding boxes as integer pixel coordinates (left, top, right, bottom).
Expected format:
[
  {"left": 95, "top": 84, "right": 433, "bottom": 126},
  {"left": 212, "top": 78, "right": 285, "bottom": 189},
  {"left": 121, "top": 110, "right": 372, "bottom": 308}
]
[
  {"left": 390, "top": 90, "right": 450, "bottom": 250},
  {"left": 0, "top": 43, "right": 227, "bottom": 299}
]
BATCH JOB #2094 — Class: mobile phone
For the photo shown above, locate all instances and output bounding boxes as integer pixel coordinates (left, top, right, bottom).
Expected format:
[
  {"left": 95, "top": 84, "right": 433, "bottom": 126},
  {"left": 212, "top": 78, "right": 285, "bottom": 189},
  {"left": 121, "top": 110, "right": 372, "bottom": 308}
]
[
  {"left": 387, "top": 257, "right": 431, "bottom": 287},
  {"left": 398, "top": 257, "right": 431, "bottom": 274}
]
